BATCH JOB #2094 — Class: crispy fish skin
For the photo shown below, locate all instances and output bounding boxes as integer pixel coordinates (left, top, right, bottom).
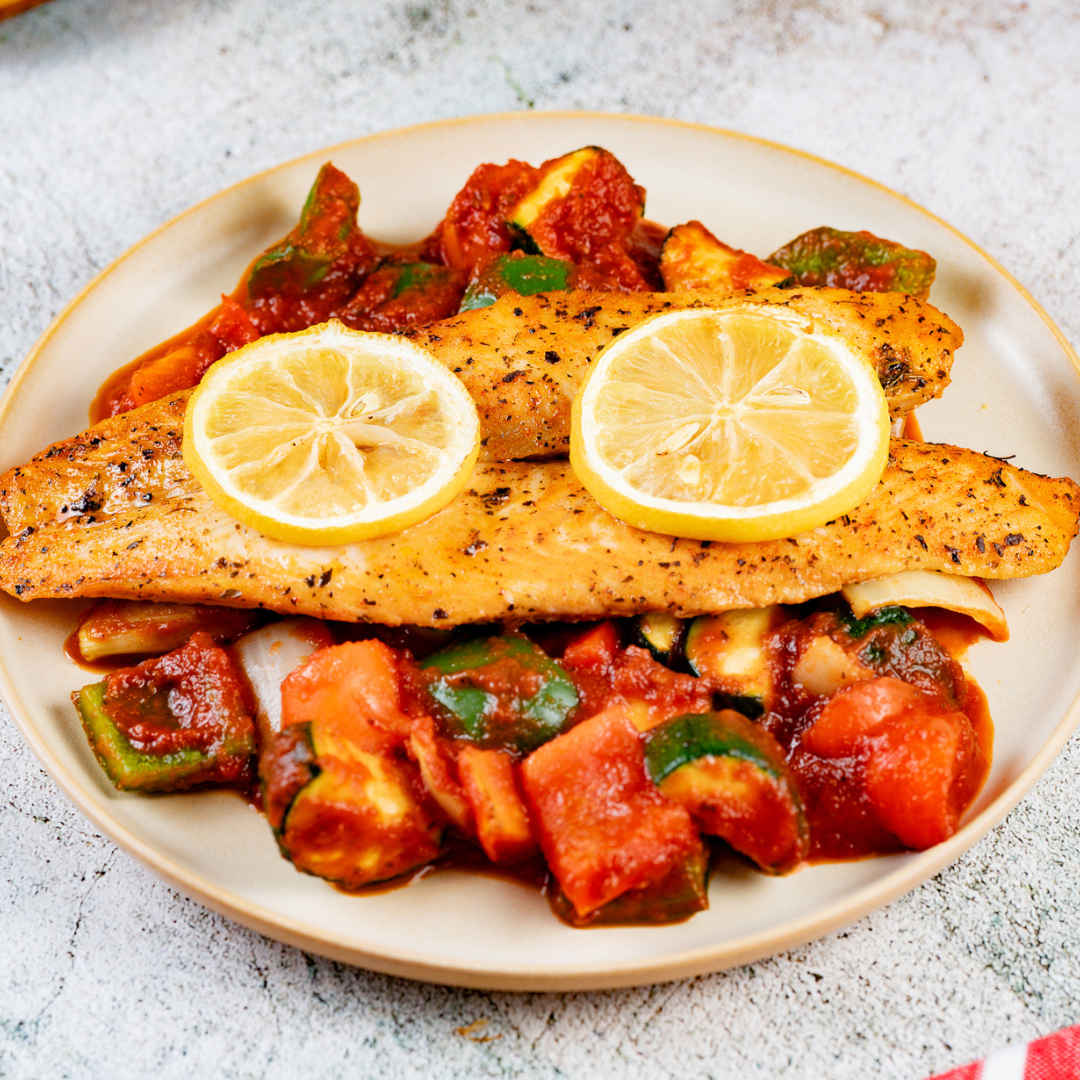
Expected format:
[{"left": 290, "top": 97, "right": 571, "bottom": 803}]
[
  {"left": 0, "top": 287, "right": 961, "bottom": 535},
  {"left": 403, "top": 286, "right": 962, "bottom": 458},
  {"left": 2, "top": 443, "right": 1074, "bottom": 626}
]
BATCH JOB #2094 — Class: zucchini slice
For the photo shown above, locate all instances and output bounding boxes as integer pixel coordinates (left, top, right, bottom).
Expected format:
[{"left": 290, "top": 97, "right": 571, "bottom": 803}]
[
  {"left": 507, "top": 147, "right": 602, "bottom": 246},
  {"left": 659, "top": 221, "right": 792, "bottom": 293},
  {"left": 263, "top": 720, "right": 442, "bottom": 889},
  {"left": 73, "top": 633, "right": 256, "bottom": 792},
  {"left": 632, "top": 612, "right": 686, "bottom": 667},
  {"left": 419, "top": 634, "right": 579, "bottom": 754},
  {"left": 645, "top": 710, "right": 807, "bottom": 873},
  {"left": 767, "top": 226, "right": 936, "bottom": 299},
  {"left": 684, "top": 607, "right": 784, "bottom": 715},
  {"left": 75, "top": 600, "right": 261, "bottom": 662},
  {"left": 548, "top": 843, "right": 709, "bottom": 927},
  {"left": 505, "top": 146, "right": 645, "bottom": 260}
]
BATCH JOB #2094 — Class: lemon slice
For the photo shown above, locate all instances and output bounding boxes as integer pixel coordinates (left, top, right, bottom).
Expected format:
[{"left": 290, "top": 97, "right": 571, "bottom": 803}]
[
  {"left": 183, "top": 320, "right": 480, "bottom": 545},
  {"left": 570, "top": 304, "right": 890, "bottom": 542}
]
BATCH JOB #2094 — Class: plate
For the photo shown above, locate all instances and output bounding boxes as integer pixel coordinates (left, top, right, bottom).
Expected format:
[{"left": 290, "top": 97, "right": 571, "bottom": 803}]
[{"left": 2, "top": 112, "right": 1080, "bottom": 992}]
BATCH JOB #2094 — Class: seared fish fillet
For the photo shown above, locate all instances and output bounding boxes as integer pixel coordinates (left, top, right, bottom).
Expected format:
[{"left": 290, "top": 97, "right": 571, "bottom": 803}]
[
  {"left": 0, "top": 287, "right": 961, "bottom": 535},
  {"left": 406, "top": 287, "right": 960, "bottom": 459},
  {"left": 2, "top": 444, "right": 1074, "bottom": 626}
]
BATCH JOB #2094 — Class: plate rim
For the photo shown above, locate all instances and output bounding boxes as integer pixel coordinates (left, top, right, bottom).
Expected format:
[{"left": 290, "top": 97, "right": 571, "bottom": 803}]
[{"left": 3, "top": 110, "right": 1080, "bottom": 991}]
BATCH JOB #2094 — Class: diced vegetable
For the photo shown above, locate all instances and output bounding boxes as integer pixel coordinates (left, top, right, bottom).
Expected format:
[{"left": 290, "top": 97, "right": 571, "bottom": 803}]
[
  {"left": 505, "top": 147, "right": 649, "bottom": 289},
  {"left": 548, "top": 843, "right": 709, "bottom": 926},
  {"left": 73, "top": 633, "right": 256, "bottom": 792},
  {"left": 248, "top": 163, "right": 369, "bottom": 298},
  {"left": 407, "top": 714, "right": 473, "bottom": 832},
  {"left": 232, "top": 618, "right": 335, "bottom": 742},
  {"left": 508, "top": 147, "right": 608, "bottom": 243},
  {"left": 520, "top": 705, "right": 704, "bottom": 917},
  {"left": 457, "top": 745, "right": 537, "bottom": 863},
  {"left": 767, "top": 226, "right": 936, "bottom": 299},
  {"left": 864, "top": 713, "right": 975, "bottom": 849},
  {"left": 335, "top": 262, "right": 466, "bottom": 331},
  {"left": 633, "top": 612, "right": 685, "bottom": 667},
  {"left": 791, "top": 634, "right": 874, "bottom": 697},
  {"left": 418, "top": 634, "right": 579, "bottom": 754},
  {"left": 645, "top": 711, "right": 807, "bottom": 873},
  {"left": 841, "top": 571, "right": 1009, "bottom": 642},
  {"left": 436, "top": 159, "right": 542, "bottom": 274},
  {"left": 560, "top": 620, "right": 620, "bottom": 670},
  {"left": 801, "top": 676, "right": 923, "bottom": 757},
  {"left": 75, "top": 600, "right": 261, "bottom": 662},
  {"left": 802, "top": 676, "right": 980, "bottom": 849},
  {"left": 684, "top": 607, "right": 784, "bottom": 716},
  {"left": 265, "top": 641, "right": 442, "bottom": 888},
  {"left": 659, "top": 221, "right": 792, "bottom": 293},
  {"left": 459, "top": 253, "right": 574, "bottom": 311},
  {"left": 268, "top": 721, "right": 442, "bottom": 888},
  {"left": 832, "top": 607, "right": 964, "bottom": 706}
]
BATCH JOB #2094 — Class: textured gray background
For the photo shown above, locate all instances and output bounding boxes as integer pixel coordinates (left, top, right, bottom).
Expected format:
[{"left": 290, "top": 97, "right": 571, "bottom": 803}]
[{"left": 2, "top": 2, "right": 1080, "bottom": 1077}]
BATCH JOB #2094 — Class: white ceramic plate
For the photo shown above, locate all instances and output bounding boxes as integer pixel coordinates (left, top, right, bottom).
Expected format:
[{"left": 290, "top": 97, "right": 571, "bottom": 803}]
[{"left": 3, "top": 113, "right": 1080, "bottom": 991}]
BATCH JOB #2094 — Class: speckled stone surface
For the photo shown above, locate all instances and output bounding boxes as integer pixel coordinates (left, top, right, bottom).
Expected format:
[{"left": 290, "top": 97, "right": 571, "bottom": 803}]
[{"left": 2, "top": 2, "right": 1080, "bottom": 1077}]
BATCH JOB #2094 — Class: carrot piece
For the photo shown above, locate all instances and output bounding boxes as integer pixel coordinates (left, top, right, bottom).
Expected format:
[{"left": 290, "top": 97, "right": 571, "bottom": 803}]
[
  {"left": 520, "top": 705, "right": 702, "bottom": 917},
  {"left": 561, "top": 620, "right": 620, "bottom": 669},
  {"left": 458, "top": 746, "right": 537, "bottom": 864}
]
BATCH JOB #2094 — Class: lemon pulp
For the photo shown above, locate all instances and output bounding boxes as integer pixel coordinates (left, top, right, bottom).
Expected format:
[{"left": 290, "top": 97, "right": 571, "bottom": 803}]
[
  {"left": 570, "top": 305, "right": 890, "bottom": 542},
  {"left": 184, "top": 320, "right": 480, "bottom": 545}
]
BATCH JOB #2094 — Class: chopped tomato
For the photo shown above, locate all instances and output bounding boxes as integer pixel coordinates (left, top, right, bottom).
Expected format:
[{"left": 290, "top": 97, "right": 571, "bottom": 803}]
[
  {"left": 801, "top": 676, "right": 979, "bottom": 850},
  {"left": 209, "top": 294, "right": 260, "bottom": 352},
  {"left": 561, "top": 626, "right": 712, "bottom": 731},
  {"left": 436, "top": 159, "right": 540, "bottom": 274},
  {"left": 801, "top": 677, "right": 924, "bottom": 757},
  {"left": 520, "top": 705, "right": 702, "bottom": 917},
  {"left": 864, "top": 713, "right": 975, "bottom": 849},
  {"left": 281, "top": 640, "right": 413, "bottom": 742},
  {"left": 560, "top": 620, "right": 620, "bottom": 669}
]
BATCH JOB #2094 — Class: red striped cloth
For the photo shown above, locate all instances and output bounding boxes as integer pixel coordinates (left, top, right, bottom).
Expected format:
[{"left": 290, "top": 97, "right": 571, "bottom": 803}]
[{"left": 928, "top": 1024, "right": 1080, "bottom": 1079}]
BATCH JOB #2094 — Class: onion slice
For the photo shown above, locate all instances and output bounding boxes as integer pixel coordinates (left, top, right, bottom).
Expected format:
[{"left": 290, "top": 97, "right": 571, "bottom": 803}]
[{"left": 841, "top": 571, "right": 1008, "bottom": 642}]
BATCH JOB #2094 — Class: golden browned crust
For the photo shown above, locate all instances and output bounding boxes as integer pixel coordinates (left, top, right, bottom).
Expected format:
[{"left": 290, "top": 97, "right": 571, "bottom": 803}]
[
  {"left": 0, "top": 392, "right": 196, "bottom": 536},
  {"left": 2, "top": 442, "right": 1073, "bottom": 626},
  {"left": 0, "top": 287, "right": 962, "bottom": 536},
  {"left": 403, "top": 286, "right": 962, "bottom": 459}
]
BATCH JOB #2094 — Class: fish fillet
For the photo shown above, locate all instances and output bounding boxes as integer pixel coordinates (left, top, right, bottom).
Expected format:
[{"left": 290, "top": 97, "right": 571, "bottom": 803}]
[
  {"left": 1, "top": 443, "right": 1074, "bottom": 626},
  {"left": 404, "top": 287, "right": 961, "bottom": 459},
  {"left": 0, "top": 287, "right": 961, "bottom": 535}
]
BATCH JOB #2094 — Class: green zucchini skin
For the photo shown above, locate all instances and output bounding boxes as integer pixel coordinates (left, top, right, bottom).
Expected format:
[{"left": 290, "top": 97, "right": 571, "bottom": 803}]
[
  {"left": 419, "top": 634, "right": 579, "bottom": 754},
  {"left": 73, "top": 640, "right": 257, "bottom": 794},
  {"left": 644, "top": 712, "right": 779, "bottom": 786},
  {"left": 507, "top": 147, "right": 604, "bottom": 241},
  {"left": 632, "top": 612, "right": 686, "bottom": 667},
  {"left": 645, "top": 711, "right": 808, "bottom": 874},
  {"left": 684, "top": 607, "right": 784, "bottom": 713},
  {"left": 74, "top": 683, "right": 221, "bottom": 792},
  {"left": 261, "top": 719, "right": 443, "bottom": 890},
  {"left": 767, "top": 226, "right": 936, "bottom": 299},
  {"left": 459, "top": 253, "right": 573, "bottom": 311}
]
